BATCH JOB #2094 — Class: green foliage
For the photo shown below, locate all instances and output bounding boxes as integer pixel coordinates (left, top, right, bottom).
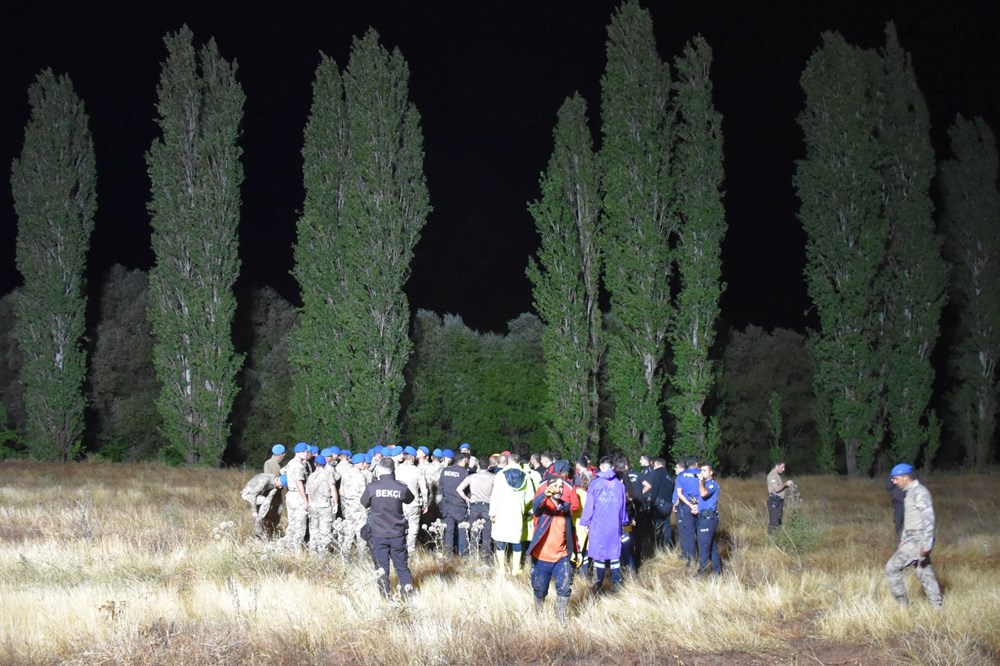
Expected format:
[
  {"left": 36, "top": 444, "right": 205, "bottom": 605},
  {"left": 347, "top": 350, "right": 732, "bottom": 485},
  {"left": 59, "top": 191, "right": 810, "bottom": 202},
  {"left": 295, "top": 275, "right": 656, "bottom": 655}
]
[
  {"left": 527, "top": 94, "right": 603, "bottom": 459},
  {"left": 88, "top": 266, "right": 163, "bottom": 461},
  {"left": 797, "top": 27, "right": 944, "bottom": 476},
  {"left": 876, "top": 25, "right": 947, "bottom": 466},
  {"left": 0, "top": 292, "right": 26, "bottom": 437},
  {"left": 940, "top": 115, "right": 1000, "bottom": 467},
  {"left": 667, "top": 35, "right": 726, "bottom": 464},
  {"left": 231, "top": 288, "right": 298, "bottom": 461},
  {"left": 0, "top": 404, "right": 26, "bottom": 460},
  {"left": 289, "top": 53, "right": 347, "bottom": 444},
  {"left": 292, "top": 31, "right": 429, "bottom": 449},
  {"left": 401, "top": 312, "right": 547, "bottom": 454},
  {"left": 146, "top": 26, "right": 245, "bottom": 466},
  {"left": 795, "top": 32, "right": 888, "bottom": 476},
  {"left": 718, "top": 326, "right": 817, "bottom": 475},
  {"left": 599, "top": 0, "right": 675, "bottom": 460},
  {"left": 10, "top": 69, "right": 96, "bottom": 462}
]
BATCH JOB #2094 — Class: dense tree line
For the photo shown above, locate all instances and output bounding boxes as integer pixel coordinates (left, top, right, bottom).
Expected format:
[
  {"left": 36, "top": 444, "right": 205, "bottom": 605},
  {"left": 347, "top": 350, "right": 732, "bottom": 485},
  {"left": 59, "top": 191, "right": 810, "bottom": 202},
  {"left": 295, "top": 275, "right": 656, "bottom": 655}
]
[{"left": 2, "top": 5, "right": 998, "bottom": 472}]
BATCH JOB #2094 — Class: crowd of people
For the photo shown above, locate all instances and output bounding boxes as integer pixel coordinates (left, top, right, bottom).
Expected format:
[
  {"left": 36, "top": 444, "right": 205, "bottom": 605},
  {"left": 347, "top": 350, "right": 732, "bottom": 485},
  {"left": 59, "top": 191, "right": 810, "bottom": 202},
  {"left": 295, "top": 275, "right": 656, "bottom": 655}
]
[{"left": 240, "top": 445, "right": 942, "bottom": 612}]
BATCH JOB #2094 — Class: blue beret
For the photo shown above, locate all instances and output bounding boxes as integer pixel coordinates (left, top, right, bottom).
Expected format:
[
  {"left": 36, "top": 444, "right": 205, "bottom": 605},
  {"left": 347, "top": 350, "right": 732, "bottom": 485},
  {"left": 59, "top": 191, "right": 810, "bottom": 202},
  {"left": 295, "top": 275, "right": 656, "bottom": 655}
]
[
  {"left": 389, "top": 446, "right": 402, "bottom": 456},
  {"left": 279, "top": 474, "right": 287, "bottom": 487},
  {"left": 417, "top": 446, "right": 430, "bottom": 455},
  {"left": 432, "top": 448, "right": 443, "bottom": 457},
  {"left": 365, "top": 453, "right": 375, "bottom": 464},
  {"left": 309, "top": 445, "right": 319, "bottom": 455},
  {"left": 351, "top": 452, "right": 366, "bottom": 464},
  {"left": 294, "top": 442, "right": 308, "bottom": 454},
  {"left": 442, "top": 449, "right": 455, "bottom": 459},
  {"left": 459, "top": 442, "right": 471, "bottom": 452},
  {"left": 341, "top": 449, "right": 352, "bottom": 457},
  {"left": 271, "top": 444, "right": 286, "bottom": 455},
  {"left": 315, "top": 455, "right": 327, "bottom": 466},
  {"left": 403, "top": 446, "right": 417, "bottom": 457},
  {"left": 320, "top": 448, "right": 333, "bottom": 457},
  {"left": 890, "top": 463, "right": 914, "bottom": 477},
  {"left": 329, "top": 446, "right": 341, "bottom": 455}
]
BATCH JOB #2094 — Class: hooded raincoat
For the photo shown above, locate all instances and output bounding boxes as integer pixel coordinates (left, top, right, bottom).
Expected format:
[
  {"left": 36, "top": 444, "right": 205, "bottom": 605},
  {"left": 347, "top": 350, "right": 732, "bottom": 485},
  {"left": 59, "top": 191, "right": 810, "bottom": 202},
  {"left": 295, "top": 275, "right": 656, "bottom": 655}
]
[
  {"left": 489, "top": 465, "right": 535, "bottom": 543},
  {"left": 578, "top": 468, "right": 628, "bottom": 561}
]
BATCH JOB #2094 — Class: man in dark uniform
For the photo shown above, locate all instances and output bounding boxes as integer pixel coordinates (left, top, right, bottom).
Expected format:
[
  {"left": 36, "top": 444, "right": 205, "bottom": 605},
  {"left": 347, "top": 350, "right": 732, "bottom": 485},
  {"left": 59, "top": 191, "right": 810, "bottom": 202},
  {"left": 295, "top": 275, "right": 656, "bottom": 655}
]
[
  {"left": 360, "top": 458, "right": 416, "bottom": 598},
  {"left": 675, "top": 456, "right": 701, "bottom": 566},
  {"left": 643, "top": 457, "right": 674, "bottom": 549},
  {"left": 438, "top": 450, "right": 471, "bottom": 555}
]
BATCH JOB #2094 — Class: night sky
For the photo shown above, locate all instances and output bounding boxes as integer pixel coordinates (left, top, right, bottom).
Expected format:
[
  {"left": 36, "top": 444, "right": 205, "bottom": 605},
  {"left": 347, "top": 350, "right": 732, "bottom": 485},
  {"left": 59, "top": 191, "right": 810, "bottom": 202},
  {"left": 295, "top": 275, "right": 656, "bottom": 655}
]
[{"left": 2, "top": 1, "right": 998, "bottom": 334}]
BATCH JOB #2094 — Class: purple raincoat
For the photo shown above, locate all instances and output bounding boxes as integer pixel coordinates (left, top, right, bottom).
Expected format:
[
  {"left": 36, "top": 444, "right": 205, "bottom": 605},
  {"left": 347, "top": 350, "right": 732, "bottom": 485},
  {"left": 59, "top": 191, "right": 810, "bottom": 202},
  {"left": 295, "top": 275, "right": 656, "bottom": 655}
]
[{"left": 578, "top": 468, "right": 628, "bottom": 561}]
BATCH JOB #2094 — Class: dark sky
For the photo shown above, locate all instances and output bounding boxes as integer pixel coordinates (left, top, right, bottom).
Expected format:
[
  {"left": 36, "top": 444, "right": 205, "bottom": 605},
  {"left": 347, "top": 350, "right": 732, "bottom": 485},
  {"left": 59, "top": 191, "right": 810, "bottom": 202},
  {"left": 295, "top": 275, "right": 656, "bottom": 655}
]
[{"left": 2, "top": 1, "right": 998, "bottom": 333}]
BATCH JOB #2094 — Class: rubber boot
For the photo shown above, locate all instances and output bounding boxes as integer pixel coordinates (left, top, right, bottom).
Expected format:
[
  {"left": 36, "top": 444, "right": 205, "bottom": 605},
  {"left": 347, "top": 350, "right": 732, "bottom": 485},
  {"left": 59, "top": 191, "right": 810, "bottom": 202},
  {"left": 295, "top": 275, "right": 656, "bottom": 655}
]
[
  {"left": 555, "top": 595, "right": 570, "bottom": 620},
  {"left": 512, "top": 550, "right": 524, "bottom": 575},
  {"left": 494, "top": 549, "right": 507, "bottom": 574}
]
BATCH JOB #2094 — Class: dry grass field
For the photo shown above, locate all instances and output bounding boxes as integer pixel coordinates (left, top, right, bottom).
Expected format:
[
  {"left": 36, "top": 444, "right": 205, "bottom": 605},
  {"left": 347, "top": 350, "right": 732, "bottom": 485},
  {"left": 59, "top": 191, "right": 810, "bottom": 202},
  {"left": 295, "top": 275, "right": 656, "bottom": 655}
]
[{"left": 1, "top": 461, "right": 998, "bottom": 665}]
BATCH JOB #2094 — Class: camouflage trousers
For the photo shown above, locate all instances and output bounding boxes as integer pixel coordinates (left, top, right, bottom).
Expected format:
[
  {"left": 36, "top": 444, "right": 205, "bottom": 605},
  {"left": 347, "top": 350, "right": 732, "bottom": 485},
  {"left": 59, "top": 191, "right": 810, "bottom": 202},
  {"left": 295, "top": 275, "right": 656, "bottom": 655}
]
[
  {"left": 404, "top": 506, "right": 421, "bottom": 555},
  {"left": 309, "top": 504, "right": 334, "bottom": 553},
  {"left": 283, "top": 492, "right": 308, "bottom": 551},
  {"left": 254, "top": 496, "right": 281, "bottom": 539},
  {"left": 885, "top": 540, "right": 942, "bottom": 607},
  {"left": 341, "top": 505, "right": 368, "bottom": 555}
]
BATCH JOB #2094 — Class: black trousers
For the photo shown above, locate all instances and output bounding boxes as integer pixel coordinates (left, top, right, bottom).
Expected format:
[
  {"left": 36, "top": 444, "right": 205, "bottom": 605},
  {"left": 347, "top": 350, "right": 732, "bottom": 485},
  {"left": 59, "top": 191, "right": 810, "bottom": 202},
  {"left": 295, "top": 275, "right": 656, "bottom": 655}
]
[
  {"left": 369, "top": 535, "right": 412, "bottom": 596},
  {"left": 441, "top": 502, "right": 469, "bottom": 555},
  {"left": 767, "top": 495, "right": 784, "bottom": 533}
]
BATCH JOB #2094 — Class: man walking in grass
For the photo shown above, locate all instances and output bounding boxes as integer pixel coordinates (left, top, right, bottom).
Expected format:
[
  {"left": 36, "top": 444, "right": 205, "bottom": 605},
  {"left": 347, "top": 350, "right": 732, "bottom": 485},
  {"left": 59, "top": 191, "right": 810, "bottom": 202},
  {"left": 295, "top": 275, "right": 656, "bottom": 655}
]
[{"left": 885, "top": 463, "right": 943, "bottom": 609}]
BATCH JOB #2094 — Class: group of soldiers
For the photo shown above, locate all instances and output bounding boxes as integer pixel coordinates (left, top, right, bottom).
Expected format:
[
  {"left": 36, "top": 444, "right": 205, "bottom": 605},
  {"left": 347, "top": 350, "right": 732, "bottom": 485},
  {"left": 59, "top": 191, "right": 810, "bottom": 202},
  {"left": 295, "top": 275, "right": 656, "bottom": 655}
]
[{"left": 239, "top": 445, "right": 944, "bottom": 611}]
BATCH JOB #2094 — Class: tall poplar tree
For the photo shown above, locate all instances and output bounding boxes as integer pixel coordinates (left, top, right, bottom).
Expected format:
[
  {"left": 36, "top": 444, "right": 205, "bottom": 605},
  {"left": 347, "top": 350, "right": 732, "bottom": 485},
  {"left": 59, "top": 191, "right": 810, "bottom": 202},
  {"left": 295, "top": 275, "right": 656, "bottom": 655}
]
[
  {"left": 940, "top": 115, "right": 1000, "bottom": 466},
  {"left": 876, "top": 26, "right": 946, "bottom": 466},
  {"left": 527, "top": 94, "right": 603, "bottom": 459},
  {"left": 11, "top": 70, "right": 96, "bottom": 461},
  {"left": 796, "top": 34, "right": 886, "bottom": 476},
  {"left": 290, "top": 54, "right": 348, "bottom": 443},
  {"left": 667, "top": 36, "right": 727, "bottom": 463},
  {"left": 293, "top": 31, "right": 429, "bottom": 448},
  {"left": 600, "top": 0, "right": 674, "bottom": 460},
  {"left": 146, "top": 26, "right": 244, "bottom": 465}
]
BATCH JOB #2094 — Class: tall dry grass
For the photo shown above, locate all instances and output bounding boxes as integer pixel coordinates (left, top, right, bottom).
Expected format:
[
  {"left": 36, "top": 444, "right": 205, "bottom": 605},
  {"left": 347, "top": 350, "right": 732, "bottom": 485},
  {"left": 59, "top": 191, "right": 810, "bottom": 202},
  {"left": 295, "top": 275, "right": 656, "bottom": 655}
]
[{"left": 1, "top": 461, "right": 998, "bottom": 665}]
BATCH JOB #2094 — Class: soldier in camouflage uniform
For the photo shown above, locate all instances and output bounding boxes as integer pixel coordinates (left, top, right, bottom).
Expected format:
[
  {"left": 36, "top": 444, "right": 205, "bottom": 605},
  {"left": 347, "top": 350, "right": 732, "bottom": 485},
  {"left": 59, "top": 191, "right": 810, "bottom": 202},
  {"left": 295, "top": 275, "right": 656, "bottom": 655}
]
[
  {"left": 282, "top": 443, "right": 311, "bottom": 550},
  {"left": 339, "top": 452, "right": 370, "bottom": 555},
  {"left": 395, "top": 446, "right": 429, "bottom": 555},
  {"left": 306, "top": 456, "right": 337, "bottom": 554},
  {"left": 885, "top": 463, "right": 943, "bottom": 609},
  {"left": 240, "top": 473, "right": 284, "bottom": 539}
]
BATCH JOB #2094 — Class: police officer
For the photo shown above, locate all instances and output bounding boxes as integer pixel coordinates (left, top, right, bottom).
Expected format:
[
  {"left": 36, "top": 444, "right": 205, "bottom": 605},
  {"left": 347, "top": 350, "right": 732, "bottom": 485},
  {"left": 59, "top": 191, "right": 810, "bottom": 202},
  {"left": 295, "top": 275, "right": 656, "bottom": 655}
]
[
  {"left": 695, "top": 464, "right": 721, "bottom": 575},
  {"left": 438, "top": 450, "right": 471, "bottom": 555},
  {"left": 675, "top": 456, "right": 701, "bottom": 566},
  {"left": 360, "top": 458, "right": 416, "bottom": 598}
]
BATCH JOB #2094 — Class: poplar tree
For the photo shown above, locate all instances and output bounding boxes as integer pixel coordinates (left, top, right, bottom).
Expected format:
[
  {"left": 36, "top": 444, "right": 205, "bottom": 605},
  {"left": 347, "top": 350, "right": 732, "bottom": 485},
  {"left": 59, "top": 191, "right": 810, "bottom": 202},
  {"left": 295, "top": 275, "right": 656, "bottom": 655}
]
[
  {"left": 600, "top": 0, "right": 674, "bottom": 460},
  {"left": 293, "top": 31, "right": 429, "bottom": 448},
  {"left": 11, "top": 70, "right": 96, "bottom": 461},
  {"left": 667, "top": 36, "right": 727, "bottom": 463},
  {"left": 876, "top": 26, "right": 946, "bottom": 465},
  {"left": 527, "top": 94, "right": 602, "bottom": 459},
  {"left": 796, "top": 35, "right": 885, "bottom": 476},
  {"left": 290, "top": 54, "right": 348, "bottom": 443},
  {"left": 146, "top": 26, "right": 244, "bottom": 465},
  {"left": 940, "top": 115, "right": 1000, "bottom": 466}
]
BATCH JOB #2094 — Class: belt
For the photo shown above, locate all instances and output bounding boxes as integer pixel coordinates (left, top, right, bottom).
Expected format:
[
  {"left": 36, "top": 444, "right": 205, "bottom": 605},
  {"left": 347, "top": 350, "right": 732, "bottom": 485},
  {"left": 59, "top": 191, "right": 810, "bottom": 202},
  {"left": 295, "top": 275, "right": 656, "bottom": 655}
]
[
  {"left": 470, "top": 501, "right": 489, "bottom": 505},
  {"left": 699, "top": 509, "right": 718, "bottom": 517}
]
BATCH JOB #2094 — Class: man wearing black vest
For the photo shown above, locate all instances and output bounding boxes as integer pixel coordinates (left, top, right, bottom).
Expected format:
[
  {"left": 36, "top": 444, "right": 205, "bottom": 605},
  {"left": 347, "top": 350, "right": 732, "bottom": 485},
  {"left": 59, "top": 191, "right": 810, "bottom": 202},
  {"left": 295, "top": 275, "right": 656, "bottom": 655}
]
[
  {"left": 438, "top": 451, "right": 472, "bottom": 555},
  {"left": 361, "top": 458, "right": 416, "bottom": 598}
]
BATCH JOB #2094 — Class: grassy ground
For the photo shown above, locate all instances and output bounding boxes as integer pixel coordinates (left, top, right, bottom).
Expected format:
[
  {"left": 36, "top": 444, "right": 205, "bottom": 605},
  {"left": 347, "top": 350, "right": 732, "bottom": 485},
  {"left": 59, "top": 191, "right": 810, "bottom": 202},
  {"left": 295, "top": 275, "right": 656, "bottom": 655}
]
[{"left": 1, "top": 461, "right": 998, "bottom": 665}]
